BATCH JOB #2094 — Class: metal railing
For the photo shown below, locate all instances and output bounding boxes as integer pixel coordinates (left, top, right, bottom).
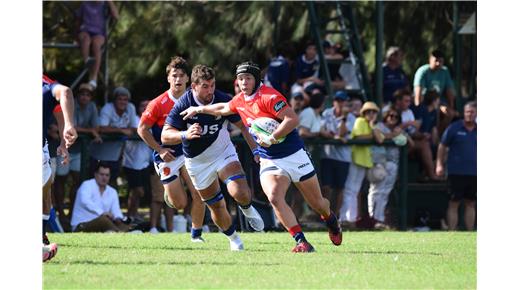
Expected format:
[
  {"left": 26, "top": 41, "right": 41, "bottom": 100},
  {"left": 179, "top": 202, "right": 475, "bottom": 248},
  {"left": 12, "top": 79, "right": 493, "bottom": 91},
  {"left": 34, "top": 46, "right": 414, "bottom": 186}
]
[{"left": 76, "top": 133, "right": 408, "bottom": 230}]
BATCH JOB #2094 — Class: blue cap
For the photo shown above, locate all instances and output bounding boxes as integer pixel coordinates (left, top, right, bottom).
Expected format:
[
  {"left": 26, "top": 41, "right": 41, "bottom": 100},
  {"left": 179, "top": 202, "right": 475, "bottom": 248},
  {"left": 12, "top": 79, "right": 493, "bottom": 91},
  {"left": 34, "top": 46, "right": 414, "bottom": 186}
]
[{"left": 334, "top": 91, "right": 349, "bottom": 101}]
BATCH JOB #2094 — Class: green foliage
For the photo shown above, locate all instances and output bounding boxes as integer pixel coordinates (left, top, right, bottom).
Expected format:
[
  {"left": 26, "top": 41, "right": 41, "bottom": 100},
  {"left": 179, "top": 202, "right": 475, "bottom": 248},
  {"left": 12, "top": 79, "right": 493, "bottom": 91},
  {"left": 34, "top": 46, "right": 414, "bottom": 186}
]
[
  {"left": 43, "top": 1, "right": 476, "bottom": 103},
  {"left": 44, "top": 232, "right": 476, "bottom": 289}
]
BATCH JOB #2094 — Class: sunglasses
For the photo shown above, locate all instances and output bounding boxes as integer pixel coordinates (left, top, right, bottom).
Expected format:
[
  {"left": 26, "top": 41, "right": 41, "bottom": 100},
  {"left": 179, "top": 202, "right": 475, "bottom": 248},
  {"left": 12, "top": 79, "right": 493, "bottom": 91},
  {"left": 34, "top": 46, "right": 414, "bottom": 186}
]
[
  {"left": 365, "top": 110, "right": 378, "bottom": 114},
  {"left": 388, "top": 114, "right": 399, "bottom": 118}
]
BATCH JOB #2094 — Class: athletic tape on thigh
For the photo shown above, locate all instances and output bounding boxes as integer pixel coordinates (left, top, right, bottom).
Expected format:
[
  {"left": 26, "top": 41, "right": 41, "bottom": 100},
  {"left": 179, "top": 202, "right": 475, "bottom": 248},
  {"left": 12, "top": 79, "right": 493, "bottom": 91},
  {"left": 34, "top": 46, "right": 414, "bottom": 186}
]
[
  {"left": 224, "top": 174, "right": 246, "bottom": 185},
  {"left": 203, "top": 191, "right": 224, "bottom": 206}
]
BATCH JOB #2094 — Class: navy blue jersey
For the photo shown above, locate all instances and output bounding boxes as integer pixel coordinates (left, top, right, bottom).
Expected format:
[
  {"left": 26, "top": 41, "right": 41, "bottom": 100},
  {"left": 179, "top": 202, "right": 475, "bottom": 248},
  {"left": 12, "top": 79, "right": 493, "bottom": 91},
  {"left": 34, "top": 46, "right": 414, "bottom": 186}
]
[
  {"left": 43, "top": 75, "right": 59, "bottom": 146},
  {"left": 165, "top": 89, "right": 241, "bottom": 158}
]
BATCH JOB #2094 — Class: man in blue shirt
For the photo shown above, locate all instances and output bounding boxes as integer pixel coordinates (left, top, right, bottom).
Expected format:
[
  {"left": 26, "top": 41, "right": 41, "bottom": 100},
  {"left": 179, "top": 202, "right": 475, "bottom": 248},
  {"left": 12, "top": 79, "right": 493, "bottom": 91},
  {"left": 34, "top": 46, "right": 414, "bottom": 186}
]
[
  {"left": 383, "top": 47, "right": 409, "bottom": 104},
  {"left": 436, "top": 101, "right": 477, "bottom": 231}
]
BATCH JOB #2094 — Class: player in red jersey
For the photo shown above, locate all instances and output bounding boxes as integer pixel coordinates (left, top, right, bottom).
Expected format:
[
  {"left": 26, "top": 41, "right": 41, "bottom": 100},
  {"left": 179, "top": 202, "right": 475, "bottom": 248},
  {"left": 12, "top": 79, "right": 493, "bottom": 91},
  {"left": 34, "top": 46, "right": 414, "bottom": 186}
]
[
  {"left": 181, "top": 62, "right": 342, "bottom": 252},
  {"left": 137, "top": 57, "right": 206, "bottom": 241}
]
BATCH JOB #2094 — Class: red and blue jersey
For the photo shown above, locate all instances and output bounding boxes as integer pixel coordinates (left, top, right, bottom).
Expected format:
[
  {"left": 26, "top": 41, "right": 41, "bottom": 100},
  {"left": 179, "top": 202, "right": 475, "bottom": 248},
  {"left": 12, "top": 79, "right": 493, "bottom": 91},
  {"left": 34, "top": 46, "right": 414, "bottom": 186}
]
[
  {"left": 228, "top": 84, "right": 304, "bottom": 159},
  {"left": 140, "top": 90, "right": 183, "bottom": 162},
  {"left": 42, "top": 74, "right": 60, "bottom": 146}
]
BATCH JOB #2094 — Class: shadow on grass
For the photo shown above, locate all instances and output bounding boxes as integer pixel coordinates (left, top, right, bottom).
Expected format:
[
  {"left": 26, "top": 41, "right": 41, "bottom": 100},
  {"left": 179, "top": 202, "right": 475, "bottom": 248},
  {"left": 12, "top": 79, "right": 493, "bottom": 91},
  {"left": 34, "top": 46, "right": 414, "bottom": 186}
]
[
  {"left": 60, "top": 243, "right": 279, "bottom": 253},
  {"left": 346, "top": 250, "right": 442, "bottom": 256},
  {"left": 51, "top": 260, "right": 282, "bottom": 266}
]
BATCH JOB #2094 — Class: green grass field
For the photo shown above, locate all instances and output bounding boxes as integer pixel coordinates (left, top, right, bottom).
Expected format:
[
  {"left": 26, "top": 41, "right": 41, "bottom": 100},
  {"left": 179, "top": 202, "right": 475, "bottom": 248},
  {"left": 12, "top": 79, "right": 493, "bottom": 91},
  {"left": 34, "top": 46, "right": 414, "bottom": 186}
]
[{"left": 44, "top": 231, "right": 476, "bottom": 289}]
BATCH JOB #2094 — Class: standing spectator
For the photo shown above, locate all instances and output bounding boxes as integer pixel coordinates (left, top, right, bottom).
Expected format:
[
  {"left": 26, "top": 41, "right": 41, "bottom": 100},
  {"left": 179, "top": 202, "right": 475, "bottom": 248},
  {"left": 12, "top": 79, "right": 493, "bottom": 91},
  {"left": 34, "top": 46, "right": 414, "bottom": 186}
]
[
  {"left": 264, "top": 46, "right": 291, "bottom": 97},
  {"left": 71, "top": 162, "right": 130, "bottom": 232},
  {"left": 54, "top": 83, "right": 101, "bottom": 226},
  {"left": 339, "top": 102, "right": 384, "bottom": 225},
  {"left": 320, "top": 91, "right": 352, "bottom": 215},
  {"left": 89, "top": 86, "right": 137, "bottom": 187},
  {"left": 122, "top": 99, "right": 153, "bottom": 222},
  {"left": 436, "top": 102, "right": 477, "bottom": 231},
  {"left": 413, "top": 49, "right": 457, "bottom": 135},
  {"left": 76, "top": 1, "right": 119, "bottom": 89},
  {"left": 298, "top": 92, "right": 327, "bottom": 139},
  {"left": 368, "top": 108, "right": 413, "bottom": 229},
  {"left": 383, "top": 47, "right": 409, "bottom": 105}
]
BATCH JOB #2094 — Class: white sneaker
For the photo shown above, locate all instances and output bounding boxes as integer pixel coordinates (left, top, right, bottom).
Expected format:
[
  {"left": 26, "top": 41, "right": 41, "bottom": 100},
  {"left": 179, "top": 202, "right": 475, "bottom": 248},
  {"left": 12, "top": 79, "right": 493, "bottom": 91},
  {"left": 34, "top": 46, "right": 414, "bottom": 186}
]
[
  {"left": 191, "top": 236, "right": 205, "bottom": 243},
  {"left": 240, "top": 206, "right": 264, "bottom": 231},
  {"left": 149, "top": 227, "right": 159, "bottom": 234},
  {"left": 229, "top": 235, "right": 244, "bottom": 251}
]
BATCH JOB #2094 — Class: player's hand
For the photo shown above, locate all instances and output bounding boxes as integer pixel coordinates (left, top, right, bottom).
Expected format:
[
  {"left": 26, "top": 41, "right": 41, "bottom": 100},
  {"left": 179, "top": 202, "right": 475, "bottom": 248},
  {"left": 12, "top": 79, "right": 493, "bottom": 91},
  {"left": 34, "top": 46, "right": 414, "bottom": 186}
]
[
  {"left": 440, "top": 105, "right": 449, "bottom": 115},
  {"left": 63, "top": 124, "right": 78, "bottom": 148},
  {"left": 181, "top": 106, "right": 203, "bottom": 120},
  {"left": 159, "top": 147, "right": 176, "bottom": 162},
  {"left": 57, "top": 143, "right": 70, "bottom": 165},
  {"left": 186, "top": 123, "right": 202, "bottom": 140},
  {"left": 435, "top": 164, "right": 445, "bottom": 177}
]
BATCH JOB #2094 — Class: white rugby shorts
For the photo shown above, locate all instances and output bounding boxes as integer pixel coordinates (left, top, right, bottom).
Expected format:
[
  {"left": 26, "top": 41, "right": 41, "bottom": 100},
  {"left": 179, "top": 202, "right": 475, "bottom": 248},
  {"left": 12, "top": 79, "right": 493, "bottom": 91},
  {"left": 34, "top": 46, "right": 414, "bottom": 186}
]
[
  {"left": 185, "top": 143, "right": 240, "bottom": 190},
  {"left": 42, "top": 142, "right": 52, "bottom": 186},
  {"left": 153, "top": 155, "right": 185, "bottom": 184},
  {"left": 259, "top": 148, "right": 316, "bottom": 183}
]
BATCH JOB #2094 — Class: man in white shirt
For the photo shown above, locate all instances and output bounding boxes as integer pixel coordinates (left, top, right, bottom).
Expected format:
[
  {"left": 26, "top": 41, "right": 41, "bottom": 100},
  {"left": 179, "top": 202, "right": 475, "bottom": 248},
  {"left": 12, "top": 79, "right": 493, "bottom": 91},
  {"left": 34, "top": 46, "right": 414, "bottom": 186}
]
[{"left": 71, "top": 162, "right": 130, "bottom": 232}]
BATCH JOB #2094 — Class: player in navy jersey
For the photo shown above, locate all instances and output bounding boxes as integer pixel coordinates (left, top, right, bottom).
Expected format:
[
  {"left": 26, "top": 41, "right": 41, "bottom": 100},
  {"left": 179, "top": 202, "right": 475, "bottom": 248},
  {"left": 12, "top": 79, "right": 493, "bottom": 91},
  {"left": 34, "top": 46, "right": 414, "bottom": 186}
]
[
  {"left": 162, "top": 64, "right": 264, "bottom": 251},
  {"left": 42, "top": 75, "right": 77, "bottom": 262},
  {"left": 181, "top": 62, "right": 342, "bottom": 253}
]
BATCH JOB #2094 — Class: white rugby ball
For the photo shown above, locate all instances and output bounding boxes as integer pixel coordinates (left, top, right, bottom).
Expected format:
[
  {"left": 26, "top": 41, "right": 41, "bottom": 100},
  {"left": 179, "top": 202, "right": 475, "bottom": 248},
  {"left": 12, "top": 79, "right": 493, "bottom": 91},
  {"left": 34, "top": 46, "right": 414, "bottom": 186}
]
[{"left": 251, "top": 117, "right": 286, "bottom": 143}]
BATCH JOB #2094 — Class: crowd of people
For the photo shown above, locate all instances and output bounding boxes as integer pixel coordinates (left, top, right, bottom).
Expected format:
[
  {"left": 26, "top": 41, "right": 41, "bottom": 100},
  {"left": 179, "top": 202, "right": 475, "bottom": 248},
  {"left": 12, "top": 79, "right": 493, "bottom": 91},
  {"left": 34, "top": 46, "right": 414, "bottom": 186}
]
[{"left": 43, "top": 1, "right": 477, "bottom": 261}]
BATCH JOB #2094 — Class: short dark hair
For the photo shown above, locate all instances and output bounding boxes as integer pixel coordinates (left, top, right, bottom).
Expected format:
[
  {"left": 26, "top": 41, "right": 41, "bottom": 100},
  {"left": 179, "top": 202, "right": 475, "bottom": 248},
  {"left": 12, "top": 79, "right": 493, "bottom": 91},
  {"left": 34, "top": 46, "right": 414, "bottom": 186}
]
[
  {"left": 430, "top": 49, "right": 444, "bottom": 59},
  {"left": 191, "top": 64, "right": 215, "bottom": 84},
  {"left": 309, "top": 92, "right": 326, "bottom": 109},
  {"left": 383, "top": 107, "right": 402, "bottom": 125},
  {"left": 423, "top": 90, "right": 440, "bottom": 106},
  {"left": 393, "top": 88, "right": 413, "bottom": 102},
  {"left": 94, "top": 161, "right": 111, "bottom": 174},
  {"left": 166, "top": 56, "right": 189, "bottom": 76},
  {"left": 465, "top": 101, "right": 477, "bottom": 110}
]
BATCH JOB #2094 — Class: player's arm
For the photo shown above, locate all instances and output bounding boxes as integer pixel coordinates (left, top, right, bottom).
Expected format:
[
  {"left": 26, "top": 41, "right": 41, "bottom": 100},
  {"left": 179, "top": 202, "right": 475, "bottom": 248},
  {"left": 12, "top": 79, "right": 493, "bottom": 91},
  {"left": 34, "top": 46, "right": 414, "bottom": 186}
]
[
  {"left": 138, "top": 119, "right": 176, "bottom": 162},
  {"left": 53, "top": 84, "right": 77, "bottom": 147},
  {"left": 53, "top": 108, "right": 70, "bottom": 165},
  {"left": 161, "top": 123, "right": 202, "bottom": 145},
  {"left": 270, "top": 106, "right": 300, "bottom": 142},
  {"left": 181, "top": 102, "right": 233, "bottom": 120},
  {"left": 435, "top": 143, "right": 449, "bottom": 176},
  {"left": 233, "top": 120, "right": 259, "bottom": 151}
]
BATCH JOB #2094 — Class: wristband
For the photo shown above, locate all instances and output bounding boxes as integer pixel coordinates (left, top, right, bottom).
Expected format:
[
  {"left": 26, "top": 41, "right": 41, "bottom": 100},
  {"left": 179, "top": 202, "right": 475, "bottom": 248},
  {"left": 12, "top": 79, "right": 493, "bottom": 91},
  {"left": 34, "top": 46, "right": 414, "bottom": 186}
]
[{"left": 181, "top": 131, "right": 187, "bottom": 141}]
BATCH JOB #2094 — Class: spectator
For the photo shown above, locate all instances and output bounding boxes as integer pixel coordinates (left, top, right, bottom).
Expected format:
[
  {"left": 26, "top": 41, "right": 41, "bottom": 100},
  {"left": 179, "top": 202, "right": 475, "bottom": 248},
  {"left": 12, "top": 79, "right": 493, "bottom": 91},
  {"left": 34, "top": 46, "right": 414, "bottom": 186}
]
[
  {"left": 264, "top": 46, "right": 291, "bottom": 97},
  {"left": 368, "top": 107, "right": 413, "bottom": 229},
  {"left": 89, "top": 86, "right": 137, "bottom": 187},
  {"left": 71, "top": 162, "right": 130, "bottom": 232},
  {"left": 321, "top": 40, "right": 346, "bottom": 90},
  {"left": 292, "top": 41, "right": 323, "bottom": 94},
  {"left": 122, "top": 99, "right": 153, "bottom": 222},
  {"left": 383, "top": 46, "right": 409, "bottom": 105},
  {"left": 413, "top": 49, "right": 457, "bottom": 135},
  {"left": 320, "top": 91, "right": 352, "bottom": 215},
  {"left": 339, "top": 102, "right": 384, "bottom": 226},
  {"left": 412, "top": 90, "right": 441, "bottom": 153},
  {"left": 298, "top": 91, "right": 327, "bottom": 139},
  {"left": 76, "top": 1, "right": 119, "bottom": 89},
  {"left": 436, "top": 101, "right": 477, "bottom": 231},
  {"left": 54, "top": 83, "right": 101, "bottom": 226},
  {"left": 386, "top": 89, "right": 420, "bottom": 136},
  {"left": 289, "top": 89, "right": 305, "bottom": 115}
]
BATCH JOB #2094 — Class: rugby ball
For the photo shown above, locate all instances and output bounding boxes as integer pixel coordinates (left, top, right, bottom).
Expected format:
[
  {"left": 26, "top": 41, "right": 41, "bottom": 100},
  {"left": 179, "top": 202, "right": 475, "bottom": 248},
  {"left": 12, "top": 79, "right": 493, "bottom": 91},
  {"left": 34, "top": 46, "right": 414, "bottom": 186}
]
[{"left": 250, "top": 117, "right": 286, "bottom": 143}]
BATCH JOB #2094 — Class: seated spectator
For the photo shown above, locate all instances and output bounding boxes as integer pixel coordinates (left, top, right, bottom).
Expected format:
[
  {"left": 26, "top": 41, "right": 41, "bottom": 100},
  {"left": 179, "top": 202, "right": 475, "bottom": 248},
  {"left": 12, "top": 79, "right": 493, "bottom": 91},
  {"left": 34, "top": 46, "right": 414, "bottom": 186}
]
[
  {"left": 122, "top": 99, "right": 153, "bottom": 222},
  {"left": 321, "top": 40, "right": 347, "bottom": 90},
  {"left": 76, "top": 1, "right": 119, "bottom": 89},
  {"left": 383, "top": 46, "right": 409, "bottom": 105},
  {"left": 412, "top": 90, "right": 441, "bottom": 154},
  {"left": 54, "top": 83, "right": 101, "bottom": 226},
  {"left": 291, "top": 41, "right": 324, "bottom": 95},
  {"left": 339, "top": 102, "right": 384, "bottom": 226},
  {"left": 264, "top": 46, "right": 291, "bottom": 97},
  {"left": 320, "top": 91, "right": 352, "bottom": 215},
  {"left": 71, "top": 162, "right": 130, "bottom": 232},
  {"left": 368, "top": 107, "right": 414, "bottom": 229},
  {"left": 385, "top": 89, "right": 420, "bottom": 136},
  {"left": 89, "top": 86, "right": 137, "bottom": 187},
  {"left": 413, "top": 49, "right": 458, "bottom": 136}
]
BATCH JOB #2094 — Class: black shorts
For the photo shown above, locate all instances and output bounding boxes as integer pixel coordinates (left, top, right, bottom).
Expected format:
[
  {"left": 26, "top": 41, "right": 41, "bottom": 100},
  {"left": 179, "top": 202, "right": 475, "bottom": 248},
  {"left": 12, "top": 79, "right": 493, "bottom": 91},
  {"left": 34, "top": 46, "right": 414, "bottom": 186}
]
[
  {"left": 448, "top": 175, "right": 477, "bottom": 201},
  {"left": 320, "top": 158, "right": 350, "bottom": 189},
  {"left": 124, "top": 166, "right": 150, "bottom": 189}
]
